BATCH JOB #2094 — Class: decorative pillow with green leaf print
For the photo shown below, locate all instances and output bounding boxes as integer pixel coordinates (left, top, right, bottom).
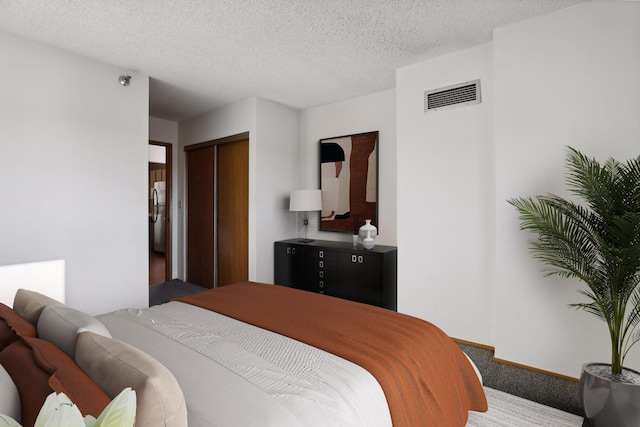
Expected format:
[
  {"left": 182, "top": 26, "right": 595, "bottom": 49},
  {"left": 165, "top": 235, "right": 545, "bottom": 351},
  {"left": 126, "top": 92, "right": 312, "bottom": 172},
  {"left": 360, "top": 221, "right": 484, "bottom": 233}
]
[{"left": 0, "top": 387, "right": 136, "bottom": 427}]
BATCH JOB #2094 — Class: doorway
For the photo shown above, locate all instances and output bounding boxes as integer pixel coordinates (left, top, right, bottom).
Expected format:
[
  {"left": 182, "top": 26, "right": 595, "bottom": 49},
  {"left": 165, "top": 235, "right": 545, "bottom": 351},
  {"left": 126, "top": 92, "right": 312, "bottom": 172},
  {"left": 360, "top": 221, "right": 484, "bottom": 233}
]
[
  {"left": 185, "top": 133, "right": 248, "bottom": 288},
  {"left": 149, "top": 141, "right": 172, "bottom": 285}
]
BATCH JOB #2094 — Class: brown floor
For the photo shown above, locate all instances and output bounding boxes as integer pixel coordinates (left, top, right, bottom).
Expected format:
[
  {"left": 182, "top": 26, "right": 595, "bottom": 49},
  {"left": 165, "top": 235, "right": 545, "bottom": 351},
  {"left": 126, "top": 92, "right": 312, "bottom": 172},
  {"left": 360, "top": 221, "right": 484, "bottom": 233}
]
[{"left": 149, "top": 250, "right": 166, "bottom": 286}]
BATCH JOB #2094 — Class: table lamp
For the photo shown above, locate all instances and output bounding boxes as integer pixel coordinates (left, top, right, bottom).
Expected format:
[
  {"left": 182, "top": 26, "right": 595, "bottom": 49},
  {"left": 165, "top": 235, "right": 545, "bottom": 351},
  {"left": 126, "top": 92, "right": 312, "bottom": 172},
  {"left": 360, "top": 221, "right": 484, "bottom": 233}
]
[{"left": 289, "top": 189, "right": 322, "bottom": 242}]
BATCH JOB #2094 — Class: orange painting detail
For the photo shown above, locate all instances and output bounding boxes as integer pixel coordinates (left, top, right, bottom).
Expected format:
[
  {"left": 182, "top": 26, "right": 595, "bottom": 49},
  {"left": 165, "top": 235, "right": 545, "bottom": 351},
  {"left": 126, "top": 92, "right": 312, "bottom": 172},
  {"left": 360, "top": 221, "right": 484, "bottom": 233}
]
[{"left": 320, "top": 131, "right": 378, "bottom": 232}]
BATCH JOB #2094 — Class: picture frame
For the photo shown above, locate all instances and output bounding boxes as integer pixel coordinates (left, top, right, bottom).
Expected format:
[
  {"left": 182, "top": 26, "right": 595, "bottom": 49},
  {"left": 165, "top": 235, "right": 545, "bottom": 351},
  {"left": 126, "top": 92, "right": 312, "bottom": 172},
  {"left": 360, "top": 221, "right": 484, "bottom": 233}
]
[{"left": 319, "top": 131, "right": 378, "bottom": 233}]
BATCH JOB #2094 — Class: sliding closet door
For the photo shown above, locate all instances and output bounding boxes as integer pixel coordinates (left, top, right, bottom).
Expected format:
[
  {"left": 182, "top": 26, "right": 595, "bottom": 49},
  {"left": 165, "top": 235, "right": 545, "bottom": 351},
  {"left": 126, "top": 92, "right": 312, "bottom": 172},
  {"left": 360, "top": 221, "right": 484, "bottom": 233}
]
[
  {"left": 217, "top": 139, "right": 249, "bottom": 286},
  {"left": 186, "top": 146, "right": 216, "bottom": 288}
]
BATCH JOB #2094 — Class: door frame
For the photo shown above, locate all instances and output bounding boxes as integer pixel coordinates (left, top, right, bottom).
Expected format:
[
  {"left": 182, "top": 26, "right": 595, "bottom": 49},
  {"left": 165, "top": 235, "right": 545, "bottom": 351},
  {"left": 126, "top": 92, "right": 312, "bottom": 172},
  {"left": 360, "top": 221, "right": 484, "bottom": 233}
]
[{"left": 149, "top": 140, "right": 173, "bottom": 281}]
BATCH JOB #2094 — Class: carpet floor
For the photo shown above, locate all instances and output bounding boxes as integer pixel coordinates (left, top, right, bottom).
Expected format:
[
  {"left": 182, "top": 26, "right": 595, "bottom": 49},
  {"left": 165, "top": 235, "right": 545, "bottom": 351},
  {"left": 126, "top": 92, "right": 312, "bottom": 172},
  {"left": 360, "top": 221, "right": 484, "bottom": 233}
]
[
  {"left": 149, "top": 279, "right": 208, "bottom": 306},
  {"left": 467, "top": 387, "right": 584, "bottom": 427}
]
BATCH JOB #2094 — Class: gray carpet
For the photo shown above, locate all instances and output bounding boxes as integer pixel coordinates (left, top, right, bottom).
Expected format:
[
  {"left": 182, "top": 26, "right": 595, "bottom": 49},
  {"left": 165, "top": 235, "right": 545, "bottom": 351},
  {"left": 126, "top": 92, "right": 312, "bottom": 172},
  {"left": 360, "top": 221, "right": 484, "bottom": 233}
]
[
  {"left": 458, "top": 342, "right": 584, "bottom": 417},
  {"left": 149, "top": 279, "right": 208, "bottom": 306},
  {"left": 467, "top": 387, "right": 583, "bottom": 427}
]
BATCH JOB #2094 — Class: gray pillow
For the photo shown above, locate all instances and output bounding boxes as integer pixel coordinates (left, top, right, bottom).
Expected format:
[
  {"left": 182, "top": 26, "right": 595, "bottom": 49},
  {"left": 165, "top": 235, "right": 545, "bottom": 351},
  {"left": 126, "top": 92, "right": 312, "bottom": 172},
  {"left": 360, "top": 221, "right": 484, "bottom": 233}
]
[
  {"left": 37, "top": 305, "right": 111, "bottom": 360},
  {"left": 0, "top": 363, "right": 21, "bottom": 422},
  {"left": 13, "top": 288, "right": 65, "bottom": 326},
  {"left": 76, "top": 331, "right": 188, "bottom": 427}
]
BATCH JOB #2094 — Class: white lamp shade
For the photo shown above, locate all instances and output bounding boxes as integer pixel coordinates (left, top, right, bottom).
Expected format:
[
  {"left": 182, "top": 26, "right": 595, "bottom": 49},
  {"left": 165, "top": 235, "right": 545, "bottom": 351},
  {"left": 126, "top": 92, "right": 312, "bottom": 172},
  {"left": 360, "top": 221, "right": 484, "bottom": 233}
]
[{"left": 289, "top": 189, "right": 322, "bottom": 212}]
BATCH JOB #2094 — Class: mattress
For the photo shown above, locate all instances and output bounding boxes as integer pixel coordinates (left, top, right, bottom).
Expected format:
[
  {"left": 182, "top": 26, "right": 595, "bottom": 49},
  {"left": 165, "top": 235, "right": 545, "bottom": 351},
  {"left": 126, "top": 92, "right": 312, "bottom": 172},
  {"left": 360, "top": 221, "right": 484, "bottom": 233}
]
[
  {"left": 177, "top": 282, "right": 487, "bottom": 426},
  {"left": 98, "top": 301, "right": 392, "bottom": 427}
]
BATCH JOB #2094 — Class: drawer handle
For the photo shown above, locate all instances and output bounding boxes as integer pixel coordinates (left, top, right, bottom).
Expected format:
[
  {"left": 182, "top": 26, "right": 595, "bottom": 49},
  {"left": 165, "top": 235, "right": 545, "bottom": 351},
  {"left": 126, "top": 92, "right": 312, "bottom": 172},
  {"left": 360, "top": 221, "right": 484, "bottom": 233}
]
[
  {"left": 287, "top": 247, "right": 291, "bottom": 254},
  {"left": 292, "top": 248, "right": 296, "bottom": 254},
  {"left": 352, "top": 255, "right": 357, "bottom": 263},
  {"left": 319, "top": 281, "right": 324, "bottom": 288},
  {"left": 319, "top": 291, "right": 324, "bottom": 295},
  {"left": 358, "top": 255, "right": 364, "bottom": 263},
  {"left": 319, "top": 261, "right": 324, "bottom": 268},
  {"left": 319, "top": 271, "right": 324, "bottom": 278},
  {"left": 319, "top": 250, "right": 324, "bottom": 258}
]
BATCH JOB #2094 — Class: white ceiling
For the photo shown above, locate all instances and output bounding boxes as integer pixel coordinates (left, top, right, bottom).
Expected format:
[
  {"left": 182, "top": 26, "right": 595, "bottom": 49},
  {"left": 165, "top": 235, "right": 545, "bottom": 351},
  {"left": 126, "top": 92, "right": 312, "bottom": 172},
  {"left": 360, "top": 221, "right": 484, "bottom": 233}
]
[{"left": 1, "top": 0, "right": 588, "bottom": 122}]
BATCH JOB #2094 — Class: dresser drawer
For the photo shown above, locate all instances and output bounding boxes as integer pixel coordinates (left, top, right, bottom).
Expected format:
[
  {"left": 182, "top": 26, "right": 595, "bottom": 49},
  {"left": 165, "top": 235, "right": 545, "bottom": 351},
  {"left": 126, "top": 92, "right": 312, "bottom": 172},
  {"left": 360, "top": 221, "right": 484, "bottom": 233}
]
[{"left": 308, "top": 277, "right": 338, "bottom": 296}]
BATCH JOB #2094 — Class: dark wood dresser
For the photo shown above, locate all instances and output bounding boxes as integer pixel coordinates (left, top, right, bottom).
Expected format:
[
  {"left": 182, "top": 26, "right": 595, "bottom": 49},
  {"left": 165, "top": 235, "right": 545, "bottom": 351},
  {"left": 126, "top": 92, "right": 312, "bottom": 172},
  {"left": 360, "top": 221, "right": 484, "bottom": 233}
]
[{"left": 274, "top": 239, "right": 397, "bottom": 311}]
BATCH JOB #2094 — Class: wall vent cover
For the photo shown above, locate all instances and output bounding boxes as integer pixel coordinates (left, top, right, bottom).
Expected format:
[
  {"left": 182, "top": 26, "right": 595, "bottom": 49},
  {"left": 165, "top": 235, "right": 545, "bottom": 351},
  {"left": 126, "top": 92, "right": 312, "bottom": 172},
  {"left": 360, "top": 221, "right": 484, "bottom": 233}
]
[{"left": 424, "top": 79, "right": 481, "bottom": 113}]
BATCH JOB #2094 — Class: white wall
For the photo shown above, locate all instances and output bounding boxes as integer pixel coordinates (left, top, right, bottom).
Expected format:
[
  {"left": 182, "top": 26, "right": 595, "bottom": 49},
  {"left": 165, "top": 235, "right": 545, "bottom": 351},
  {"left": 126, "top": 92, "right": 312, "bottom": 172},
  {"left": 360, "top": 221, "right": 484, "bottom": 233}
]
[
  {"left": 297, "top": 89, "right": 397, "bottom": 245},
  {"left": 396, "top": 0, "right": 640, "bottom": 378},
  {"left": 149, "top": 116, "right": 179, "bottom": 277},
  {"left": 396, "top": 43, "right": 495, "bottom": 346},
  {"left": 150, "top": 116, "right": 179, "bottom": 145},
  {"left": 255, "top": 98, "right": 299, "bottom": 282},
  {"left": 177, "top": 97, "right": 297, "bottom": 284},
  {"left": 0, "top": 31, "right": 149, "bottom": 314},
  {"left": 493, "top": 0, "right": 640, "bottom": 376},
  {"left": 148, "top": 145, "right": 166, "bottom": 163}
]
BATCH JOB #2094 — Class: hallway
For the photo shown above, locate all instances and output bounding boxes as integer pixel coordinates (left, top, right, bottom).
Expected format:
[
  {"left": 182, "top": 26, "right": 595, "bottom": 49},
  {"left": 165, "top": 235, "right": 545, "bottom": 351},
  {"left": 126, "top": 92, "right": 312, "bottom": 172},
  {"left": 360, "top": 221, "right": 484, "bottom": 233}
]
[{"left": 149, "top": 250, "right": 166, "bottom": 285}]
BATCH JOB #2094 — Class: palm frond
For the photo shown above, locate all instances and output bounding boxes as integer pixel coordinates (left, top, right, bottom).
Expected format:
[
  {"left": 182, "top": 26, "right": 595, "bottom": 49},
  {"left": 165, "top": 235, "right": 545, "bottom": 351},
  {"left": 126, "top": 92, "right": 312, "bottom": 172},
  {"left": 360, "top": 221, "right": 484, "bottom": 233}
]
[
  {"left": 623, "top": 286, "right": 640, "bottom": 334},
  {"left": 509, "top": 146, "right": 640, "bottom": 375}
]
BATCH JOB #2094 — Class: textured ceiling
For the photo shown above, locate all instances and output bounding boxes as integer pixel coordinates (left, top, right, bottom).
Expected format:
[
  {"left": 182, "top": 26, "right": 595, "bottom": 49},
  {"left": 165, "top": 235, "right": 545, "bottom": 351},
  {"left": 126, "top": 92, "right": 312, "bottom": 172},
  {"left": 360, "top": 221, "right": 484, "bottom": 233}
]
[{"left": 0, "top": 0, "right": 588, "bottom": 122}]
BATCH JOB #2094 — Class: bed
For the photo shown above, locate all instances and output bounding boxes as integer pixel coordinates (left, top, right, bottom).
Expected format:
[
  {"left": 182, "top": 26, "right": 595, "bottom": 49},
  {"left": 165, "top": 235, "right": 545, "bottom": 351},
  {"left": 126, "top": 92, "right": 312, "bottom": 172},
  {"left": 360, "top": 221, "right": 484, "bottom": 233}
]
[{"left": 0, "top": 282, "right": 487, "bottom": 427}]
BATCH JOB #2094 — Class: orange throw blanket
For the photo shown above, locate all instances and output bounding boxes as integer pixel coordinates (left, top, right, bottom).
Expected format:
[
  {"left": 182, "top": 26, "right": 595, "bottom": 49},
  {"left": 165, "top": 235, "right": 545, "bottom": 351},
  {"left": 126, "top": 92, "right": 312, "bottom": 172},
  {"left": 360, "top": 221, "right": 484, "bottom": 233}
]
[{"left": 177, "top": 282, "right": 487, "bottom": 426}]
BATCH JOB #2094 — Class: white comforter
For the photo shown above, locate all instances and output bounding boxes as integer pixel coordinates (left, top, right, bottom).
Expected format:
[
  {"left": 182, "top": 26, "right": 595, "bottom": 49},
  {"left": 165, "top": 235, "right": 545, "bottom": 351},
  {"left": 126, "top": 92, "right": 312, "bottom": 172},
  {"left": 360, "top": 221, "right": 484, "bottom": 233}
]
[{"left": 97, "top": 301, "right": 392, "bottom": 427}]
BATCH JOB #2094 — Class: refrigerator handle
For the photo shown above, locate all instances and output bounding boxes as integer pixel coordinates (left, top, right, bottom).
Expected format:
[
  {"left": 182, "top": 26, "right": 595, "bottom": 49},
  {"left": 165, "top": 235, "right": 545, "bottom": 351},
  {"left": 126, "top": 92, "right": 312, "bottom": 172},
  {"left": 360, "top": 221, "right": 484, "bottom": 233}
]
[{"left": 152, "top": 188, "right": 158, "bottom": 224}]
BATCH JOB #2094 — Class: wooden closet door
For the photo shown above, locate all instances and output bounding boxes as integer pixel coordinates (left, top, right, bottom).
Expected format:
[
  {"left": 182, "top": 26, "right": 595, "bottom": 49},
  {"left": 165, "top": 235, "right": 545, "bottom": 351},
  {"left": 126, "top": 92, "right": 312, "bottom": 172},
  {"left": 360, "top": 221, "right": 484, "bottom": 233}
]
[
  {"left": 187, "top": 146, "right": 216, "bottom": 288},
  {"left": 217, "top": 139, "right": 249, "bottom": 286}
]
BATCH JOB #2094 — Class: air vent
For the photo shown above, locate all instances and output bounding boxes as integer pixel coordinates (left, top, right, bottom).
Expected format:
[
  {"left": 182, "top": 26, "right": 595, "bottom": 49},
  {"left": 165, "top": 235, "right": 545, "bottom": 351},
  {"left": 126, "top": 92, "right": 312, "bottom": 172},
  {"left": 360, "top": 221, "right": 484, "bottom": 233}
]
[{"left": 424, "top": 79, "right": 481, "bottom": 113}]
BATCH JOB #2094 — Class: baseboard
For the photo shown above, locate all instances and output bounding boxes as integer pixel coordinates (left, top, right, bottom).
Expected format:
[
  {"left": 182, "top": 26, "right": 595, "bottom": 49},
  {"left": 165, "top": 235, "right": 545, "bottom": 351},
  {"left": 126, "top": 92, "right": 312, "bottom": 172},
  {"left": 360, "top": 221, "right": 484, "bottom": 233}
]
[
  {"left": 453, "top": 338, "right": 579, "bottom": 382},
  {"left": 453, "top": 338, "right": 495, "bottom": 352},
  {"left": 455, "top": 339, "right": 583, "bottom": 417}
]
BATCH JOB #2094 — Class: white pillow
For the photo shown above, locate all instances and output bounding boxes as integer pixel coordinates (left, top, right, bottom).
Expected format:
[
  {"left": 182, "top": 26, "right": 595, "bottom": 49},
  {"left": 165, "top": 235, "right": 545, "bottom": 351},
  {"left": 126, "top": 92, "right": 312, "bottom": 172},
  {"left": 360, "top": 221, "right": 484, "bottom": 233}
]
[
  {"left": 37, "top": 305, "right": 111, "bottom": 360},
  {"left": 0, "top": 363, "right": 21, "bottom": 422},
  {"left": 13, "top": 288, "right": 65, "bottom": 326},
  {"left": 464, "top": 352, "right": 483, "bottom": 385}
]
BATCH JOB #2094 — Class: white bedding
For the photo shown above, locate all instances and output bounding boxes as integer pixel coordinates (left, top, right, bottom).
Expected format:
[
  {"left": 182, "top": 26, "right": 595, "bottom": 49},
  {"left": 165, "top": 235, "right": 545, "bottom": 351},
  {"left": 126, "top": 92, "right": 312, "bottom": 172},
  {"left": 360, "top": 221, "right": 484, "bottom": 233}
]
[{"left": 97, "top": 301, "right": 392, "bottom": 427}]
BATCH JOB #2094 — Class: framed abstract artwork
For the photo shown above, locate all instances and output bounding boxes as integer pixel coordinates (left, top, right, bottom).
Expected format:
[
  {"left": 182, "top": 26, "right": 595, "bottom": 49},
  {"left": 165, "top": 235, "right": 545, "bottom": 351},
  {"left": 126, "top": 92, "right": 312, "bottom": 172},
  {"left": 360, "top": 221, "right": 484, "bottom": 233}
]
[{"left": 319, "top": 131, "right": 378, "bottom": 233}]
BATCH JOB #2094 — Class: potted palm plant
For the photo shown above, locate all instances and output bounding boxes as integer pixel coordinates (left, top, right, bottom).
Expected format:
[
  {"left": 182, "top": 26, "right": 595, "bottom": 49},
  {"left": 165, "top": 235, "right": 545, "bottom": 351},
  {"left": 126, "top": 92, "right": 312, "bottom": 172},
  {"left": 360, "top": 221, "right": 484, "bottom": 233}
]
[{"left": 508, "top": 147, "right": 640, "bottom": 427}]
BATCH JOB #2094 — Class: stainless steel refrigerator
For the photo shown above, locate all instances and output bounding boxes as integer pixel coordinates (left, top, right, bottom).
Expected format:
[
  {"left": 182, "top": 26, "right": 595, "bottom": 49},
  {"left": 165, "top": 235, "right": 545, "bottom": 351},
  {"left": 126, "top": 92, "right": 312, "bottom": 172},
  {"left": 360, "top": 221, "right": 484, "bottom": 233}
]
[{"left": 150, "top": 181, "right": 166, "bottom": 253}]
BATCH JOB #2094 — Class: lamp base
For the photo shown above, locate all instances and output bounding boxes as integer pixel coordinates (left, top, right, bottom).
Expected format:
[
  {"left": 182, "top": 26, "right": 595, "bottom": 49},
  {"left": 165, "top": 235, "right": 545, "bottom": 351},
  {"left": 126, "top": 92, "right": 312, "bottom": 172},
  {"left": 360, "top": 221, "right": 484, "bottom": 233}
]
[{"left": 295, "top": 213, "right": 315, "bottom": 243}]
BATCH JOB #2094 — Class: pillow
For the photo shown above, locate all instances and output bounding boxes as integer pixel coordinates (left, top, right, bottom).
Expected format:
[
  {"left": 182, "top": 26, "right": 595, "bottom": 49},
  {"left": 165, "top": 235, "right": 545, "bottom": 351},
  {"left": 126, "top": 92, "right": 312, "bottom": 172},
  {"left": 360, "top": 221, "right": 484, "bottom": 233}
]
[
  {"left": 76, "top": 331, "right": 188, "bottom": 427},
  {"left": 13, "top": 288, "right": 65, "bottom": 326},
  {"left": 464, "top": 351, "right": 483, "bottom": 385},
  {"left": 0, "top": 302, "right": 37, "bottom": 351},
  {"left": 0, "top": 363, "right": 21, "bottom": 422},
  {"left": 0, "top": 336, "right": 110, "bottom": 426},
  {"left": 37, "top": 305, "right": 111, "bottom": 360}
]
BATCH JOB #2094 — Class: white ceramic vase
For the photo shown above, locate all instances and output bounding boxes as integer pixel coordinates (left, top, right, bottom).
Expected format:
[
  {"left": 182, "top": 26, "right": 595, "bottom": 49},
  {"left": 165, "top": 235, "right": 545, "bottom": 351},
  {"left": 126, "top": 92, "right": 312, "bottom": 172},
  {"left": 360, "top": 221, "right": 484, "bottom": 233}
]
[{"left": 358, "top": 219, "right": 377, "bottom": 249}]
